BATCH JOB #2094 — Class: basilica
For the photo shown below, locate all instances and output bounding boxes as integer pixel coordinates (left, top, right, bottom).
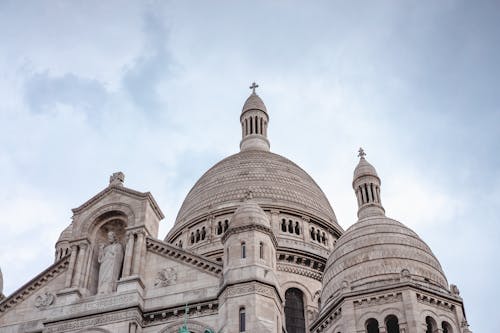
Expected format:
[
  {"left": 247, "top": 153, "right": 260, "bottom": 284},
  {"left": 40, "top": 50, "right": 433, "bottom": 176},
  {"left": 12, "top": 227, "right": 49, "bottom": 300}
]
[{"left": 0, "top": 86, "right": 472, "bottom": 332}]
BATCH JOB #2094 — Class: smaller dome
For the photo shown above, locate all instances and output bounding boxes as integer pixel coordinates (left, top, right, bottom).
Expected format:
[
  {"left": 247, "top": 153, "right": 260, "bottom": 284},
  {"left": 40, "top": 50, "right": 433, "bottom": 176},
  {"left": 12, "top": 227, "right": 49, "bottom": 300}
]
[
  {"left": 57, "top": 224, "right": 73, "bottom": 244},
  {"left": 321, "top": 216, "right": 448, "bottom": 311},
  {"left": 230, "top": 200, "right": 270, "bottom": 229},
  {"left": 353, "top": 156, "right": 378, "bottom": 180},
  {"left": 242, "top": 93, "right": 267, "bottom": 114}
]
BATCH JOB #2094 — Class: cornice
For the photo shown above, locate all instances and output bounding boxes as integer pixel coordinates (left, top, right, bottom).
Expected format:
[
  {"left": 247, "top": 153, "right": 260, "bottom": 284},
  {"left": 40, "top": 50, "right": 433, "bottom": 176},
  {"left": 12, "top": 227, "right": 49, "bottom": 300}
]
[{"left": 146, "top": 238, "right": 222, "bottom": 277}]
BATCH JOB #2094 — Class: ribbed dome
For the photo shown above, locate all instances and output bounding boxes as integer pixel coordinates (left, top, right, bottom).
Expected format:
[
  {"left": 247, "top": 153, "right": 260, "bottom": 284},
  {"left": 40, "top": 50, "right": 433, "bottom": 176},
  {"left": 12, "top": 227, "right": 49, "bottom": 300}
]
[
  {"left": 353, "top": 156, "right": 378, "bottom": 180},
  {"left": 170, "top": 150, "right": 339, "bottom": 236},
  {"left": 230, "top": 201, "right": 270, "bottom": 229},
  {"left": 56, "top": 224, "right": 73, "bottom": 243},
  {"left": 321, "top": 216, "right": 448, "bottom": 310},
  {"left": 242, "top": 93, "right": 267, "bottom": 114}
]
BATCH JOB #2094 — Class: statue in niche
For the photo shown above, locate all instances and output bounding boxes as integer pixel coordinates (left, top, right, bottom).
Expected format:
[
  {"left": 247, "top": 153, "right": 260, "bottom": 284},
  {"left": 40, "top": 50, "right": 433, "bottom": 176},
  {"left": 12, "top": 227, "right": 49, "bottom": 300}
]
[{"left": 97, "top": 231, "right": 124, "bottom": 294}]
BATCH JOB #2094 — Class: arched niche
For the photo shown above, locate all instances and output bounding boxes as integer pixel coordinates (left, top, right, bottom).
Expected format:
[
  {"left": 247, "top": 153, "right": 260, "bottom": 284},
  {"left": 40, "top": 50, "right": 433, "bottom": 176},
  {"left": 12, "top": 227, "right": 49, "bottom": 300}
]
[
  {"left": 284, "top": 288, "right": 306, "bottom": 333},
  {"left": 86, "top": 212, "right": 127, "bottom": 295},
  {"left": 77, "top": 202, "right": 135, "bottom": 238}
]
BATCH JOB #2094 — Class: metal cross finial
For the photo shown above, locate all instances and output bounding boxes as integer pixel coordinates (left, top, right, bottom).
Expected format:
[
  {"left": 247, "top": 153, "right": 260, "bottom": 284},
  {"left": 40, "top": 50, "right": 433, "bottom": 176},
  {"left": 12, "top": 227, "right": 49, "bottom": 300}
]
[
  {"left": 358, "top": 147, "right": 366, "bottom": 158},
  {"left": 249, "top": 82, "right": 259, "bottom": 94}
]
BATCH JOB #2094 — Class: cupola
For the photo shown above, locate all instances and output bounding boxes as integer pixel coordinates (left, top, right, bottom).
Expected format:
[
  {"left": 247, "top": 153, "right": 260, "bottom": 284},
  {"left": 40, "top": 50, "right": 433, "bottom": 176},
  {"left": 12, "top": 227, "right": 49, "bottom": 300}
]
[
  {"left": 353, "top": 148, "right": 385, "bottom": 219},
  {"left": 239, "top": 82, "right": 270, "bottom": 152}
]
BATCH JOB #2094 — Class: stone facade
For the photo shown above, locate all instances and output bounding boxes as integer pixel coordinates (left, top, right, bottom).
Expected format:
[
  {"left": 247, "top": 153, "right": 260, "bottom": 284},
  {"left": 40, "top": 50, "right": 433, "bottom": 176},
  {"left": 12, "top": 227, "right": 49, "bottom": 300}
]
[{"left": 0, "top": 88, "right": 471, "bottom": 333}]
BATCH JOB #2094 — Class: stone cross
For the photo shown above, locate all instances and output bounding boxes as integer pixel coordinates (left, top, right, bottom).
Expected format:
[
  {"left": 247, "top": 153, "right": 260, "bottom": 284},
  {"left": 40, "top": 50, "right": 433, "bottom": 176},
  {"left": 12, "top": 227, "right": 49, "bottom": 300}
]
[
  {"left": 249, "top": 82, "right": 259, "bottom": 94},
  {"left": 358, "top": 147, "right": 366, "bottom": 158}
]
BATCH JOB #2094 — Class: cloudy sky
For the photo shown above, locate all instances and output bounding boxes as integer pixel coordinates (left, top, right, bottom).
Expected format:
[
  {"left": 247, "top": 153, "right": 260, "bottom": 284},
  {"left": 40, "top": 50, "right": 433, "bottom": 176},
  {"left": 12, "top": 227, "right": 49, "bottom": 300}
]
[{"left": 0, "top": 1, "right": 498, "bottom": 331}]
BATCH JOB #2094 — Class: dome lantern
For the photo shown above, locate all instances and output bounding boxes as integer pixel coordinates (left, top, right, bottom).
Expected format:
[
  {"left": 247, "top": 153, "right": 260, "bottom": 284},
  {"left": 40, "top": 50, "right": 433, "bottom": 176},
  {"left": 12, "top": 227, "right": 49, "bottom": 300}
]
[
  {"left": 239, "top": 82, "right": 270, "bottom": 152},
  {"left": 353, "top": 148, "right": 385, "bottom": 219}
]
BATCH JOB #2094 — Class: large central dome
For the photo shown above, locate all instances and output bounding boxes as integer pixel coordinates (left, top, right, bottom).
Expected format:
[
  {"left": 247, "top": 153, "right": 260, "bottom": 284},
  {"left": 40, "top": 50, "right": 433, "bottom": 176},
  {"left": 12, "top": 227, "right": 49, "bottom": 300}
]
[{"left": 173, "top": 149, "right": 338, "bottom": 231}]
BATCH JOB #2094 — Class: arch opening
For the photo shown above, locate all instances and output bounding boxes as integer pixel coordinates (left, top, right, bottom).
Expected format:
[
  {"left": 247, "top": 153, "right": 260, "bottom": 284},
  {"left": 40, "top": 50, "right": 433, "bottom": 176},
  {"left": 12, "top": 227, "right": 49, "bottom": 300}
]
[{"left": 285, "top": 288, "right": 306, "bottom": 333}]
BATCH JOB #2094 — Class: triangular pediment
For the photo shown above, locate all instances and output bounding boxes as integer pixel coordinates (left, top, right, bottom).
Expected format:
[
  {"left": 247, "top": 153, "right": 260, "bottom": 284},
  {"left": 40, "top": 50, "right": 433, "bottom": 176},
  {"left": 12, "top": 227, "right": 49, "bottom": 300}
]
[{"left": 72, "top": 185, "right": 164, "bottom": 220}]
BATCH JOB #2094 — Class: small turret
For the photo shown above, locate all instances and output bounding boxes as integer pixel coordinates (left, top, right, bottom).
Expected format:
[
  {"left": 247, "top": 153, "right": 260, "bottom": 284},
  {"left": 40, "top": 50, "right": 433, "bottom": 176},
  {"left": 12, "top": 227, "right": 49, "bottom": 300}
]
[
  {"left": 352, "top": 148, "right": 385, "bottom": 219},
  {"left": 240, "top": 82, "right": 270, "bottom": 152}
]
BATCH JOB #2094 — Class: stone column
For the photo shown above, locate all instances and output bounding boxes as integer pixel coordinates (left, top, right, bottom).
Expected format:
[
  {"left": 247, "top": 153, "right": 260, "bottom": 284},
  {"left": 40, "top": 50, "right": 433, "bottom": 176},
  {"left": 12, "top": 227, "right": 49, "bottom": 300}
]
[
  {"left": 65, "top": 244, "right": 78, "bottom": 288},
  {"left": 132, "top": 231, "right": 145, "bottom": 275},
  {"left": 122, "top": 231, "right": 135, "bottom": 278},
  {"left": 72, "top": 242, "right": 88, "bottom": 287}
]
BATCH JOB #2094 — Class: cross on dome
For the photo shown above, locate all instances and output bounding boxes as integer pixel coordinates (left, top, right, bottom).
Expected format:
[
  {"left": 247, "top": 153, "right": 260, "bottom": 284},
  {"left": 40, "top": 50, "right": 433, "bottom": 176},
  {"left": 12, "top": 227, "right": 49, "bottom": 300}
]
[
  {"left": 358, "top": 147, "right": 366, "bottom": 158},
  {"left": 249, "top": 82, "right": 259, "bottom": 94}
]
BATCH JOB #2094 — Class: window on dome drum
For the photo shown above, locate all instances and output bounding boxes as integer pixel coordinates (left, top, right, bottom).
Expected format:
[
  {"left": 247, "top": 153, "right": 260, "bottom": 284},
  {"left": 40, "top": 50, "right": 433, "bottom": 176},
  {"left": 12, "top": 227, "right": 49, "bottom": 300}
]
[
  {"left": 425, "top": 316, "right": 437, "bottom": 333},
  {"left": 366, "top": 318, "right": 380, "bottom": 333},
  {"left": 241, "top": 242, "right": 246, "bottom": 258},
  {"left": 310, "top": 227, "right": 316, "bottom": 240},
  {"left": 224, "top": 219, "right": 229, "bottom": 232},
  {"left": 217, "top": 221, "right": 223, "bottom": 235},
  {"left": 294, "top": 222, "right": 300, "bottom": 235},
  {"left": 442, "top": 321, "right": 453, "bottom": 333},
  {"left": 288, "top": 220, "right": 293, "bottom": 233},
  {"left": 281, "top": 219, "right": 287, "bottom": 232},
  {"left": 201, "top": 227, "right": 206, "bottom": 240},
  {"left": 259, "top": 242, "right": 264, "bottom": 259},
  {"left": 190, "top": 232, "right": 194, "bottom": 244},
  {"left": 239, "top": 307, "right": 246, "bottom": 332},
  {"left": 385, "top": 315, "right": 399, "bottom": 333},
  {"left": 196, "top": 230, "right": 200, "bottom": 242},
  {"left": 284, "top": 288, "right": 306, "bottom": 333}
]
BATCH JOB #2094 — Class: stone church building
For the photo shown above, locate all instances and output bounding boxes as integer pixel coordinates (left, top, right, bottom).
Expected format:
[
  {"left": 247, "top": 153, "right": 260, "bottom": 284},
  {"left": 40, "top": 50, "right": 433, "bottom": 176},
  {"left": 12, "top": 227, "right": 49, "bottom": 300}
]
[{"left": 0, "top": 86, "right": 472, "bottom": 332}]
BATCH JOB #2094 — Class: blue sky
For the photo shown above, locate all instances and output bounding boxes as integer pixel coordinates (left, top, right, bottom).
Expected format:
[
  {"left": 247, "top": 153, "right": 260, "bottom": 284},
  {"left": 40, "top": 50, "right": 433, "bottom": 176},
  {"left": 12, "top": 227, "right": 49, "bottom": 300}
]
[{"left": 0, "top": 1, "right": 498, "bottom": 331}]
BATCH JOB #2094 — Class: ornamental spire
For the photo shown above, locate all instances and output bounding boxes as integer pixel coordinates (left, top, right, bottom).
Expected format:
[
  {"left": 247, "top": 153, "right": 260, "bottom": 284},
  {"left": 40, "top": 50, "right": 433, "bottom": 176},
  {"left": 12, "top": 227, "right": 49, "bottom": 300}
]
[{"left": 239, "top": 83, "right": 270, "bottom": 152}]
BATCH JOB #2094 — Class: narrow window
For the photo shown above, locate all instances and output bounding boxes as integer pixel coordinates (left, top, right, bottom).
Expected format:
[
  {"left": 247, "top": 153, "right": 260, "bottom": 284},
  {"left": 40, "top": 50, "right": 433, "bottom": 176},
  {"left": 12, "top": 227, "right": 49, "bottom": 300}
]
[
  {"left": 364, "top": 183, "right": 370, "bottom": 202},
  {"left": 224, "top": 219, "right": 229, "bottom": 232},
  {"left": 366, "top": 318, "right": 380, "bottom": 333},
  {"left": 254, "top": 116, "right": 258, "bottom": 134},
  {"left": 426, "top": 316, "right": 437, "bottom": 333},
  {"left": 285, "top": 288, "right": 306, "bottom": 333},
  {"left": 260, "top": 117, "right": 263, "bottom": 135},
  {"left": 311, "top": 227, "right": 316, "bottom": 241},
  {"left": 442, "top": 321, "right": 452, "bottom": 333},
  {"left": 201, "top": 226, "right": 206, "bottom": 240},
  {"left": 385, "top": 315, "right": 399, "bottom": 333},
  {"left": 250, "top": 116, "right": 253, "bottom": 134},
  {"left": 316, "top": 229, "right": 321, "bottom": 241},
  {"left": 190, "top": 232, "right": 194, "bottom": 244},
  {"left": 239, "top": 307, "right": 246, "bottom": 332},
  {"left": 217, "top": 221, "right": 223, "bottom": 235},
  {"left": 244, "top": 118, "right": 248, "bottom": 135},
  {"left": 281, "top": 218, "right": 287, "bottom": 232},
  {"left": 294, "top": 222, "right": 300, "bottom": 235},
  {"left": 259, "top": 242, "right": 264, "bottom": 259},
  {"left": 288, "top": 220, "right": 293, "bottom": 233},
  {"left": 322, "top": 232, "right": 326, "bottom": 244},
  {"left": 241, "top": 242, "right": 246, "bottom": 258},
  {"left": 196, "top": 229, "right": 200, "bottom": 242},
  {"left": 360, "top": 185, "right": 366, "bottom": 204},
  {"left": 178, "top": 240, "right": 183, "bottom": 249}
]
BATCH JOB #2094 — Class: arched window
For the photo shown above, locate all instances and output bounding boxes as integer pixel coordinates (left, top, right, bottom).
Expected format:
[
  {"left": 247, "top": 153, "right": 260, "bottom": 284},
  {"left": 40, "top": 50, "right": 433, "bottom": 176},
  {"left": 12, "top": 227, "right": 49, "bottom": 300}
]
[
  {"left": 259, "top": 242, "right": 264, "bottom": 259},
  {"left": 244, "top": 118, "right": 248, "bottom": 136},
  {"left": 288, "top": 220, "right": 293, "bottom": 233},
  {"left": 224, "top": 219, "right": 229, "bottom": 232},
  {"left": 442, "top": 321, "right": 453, "bottom": 333},
  {"left": 178, "top": 240, "right": 183, "bottom": 249},
  {"left": 321, "top": 232, "right": 326, "bottom": 244},
  {"left": 239, "top": 307, "right": 246, "bottom": 332},
  {"left": 294, "top": 221, "right": 300, "bottom": 235},
  {"left": 316, "top": 229, "right": 321, "bottom": 241},
  {"left": 217, "top": 221, "right": 223, "bottom": 235},
  {"left": 385, "top": 315, "right": 399, "bottom": 333},
  {"left": 241, "top": 242, "right": 246, "bottom": 258},
  {"left": 250, "top": 116, "right": 253, "bottom": 134},
  {"left": 281, "top": 218, "right": 287, "bottom": 232},
  {"left": 366, "top": 318, "right": 380, "bottom": 333},
  {"left": 260, "top": 117, "right": 263, "bottom": 135},
  {"left": 311, "top": 227, "right": 316, "bottom": 240},
  {"left": 201, "top": 226, "right": 206, "bottom": 240},
  {"left": 285, "top": 288, "right": 305, "bottom": 333},
  {"left": 196, "top": 229, "right": 200, "bottom": 242},
  {"left": 426, "top": 316, "right": 437, "bottom": 333},
  {"left": 190, "top": 232, "right": 194, "bottom": 244}
]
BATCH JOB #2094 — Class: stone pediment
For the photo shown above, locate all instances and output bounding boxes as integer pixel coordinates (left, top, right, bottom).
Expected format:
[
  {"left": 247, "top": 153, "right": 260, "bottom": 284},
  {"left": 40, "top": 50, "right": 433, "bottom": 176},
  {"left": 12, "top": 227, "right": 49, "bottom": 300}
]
[
  {"left": 146, "top": 238, "right": 222, "bottom": 277},
  {"left": 72, "top": 184, "right": 164, "bottom": 220},
  {"left": 0, "top": 257, "right": 69, "bottom": 316}
]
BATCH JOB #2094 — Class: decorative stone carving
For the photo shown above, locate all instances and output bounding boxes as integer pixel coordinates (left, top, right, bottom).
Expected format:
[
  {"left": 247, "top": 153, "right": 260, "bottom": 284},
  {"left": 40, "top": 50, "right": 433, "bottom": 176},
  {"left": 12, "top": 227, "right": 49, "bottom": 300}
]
[
  {"left": 97, "top": 231, "right": 124, "bottom": 294},
  {"left": 450, "top": 283, "right": 460, "bottom": 296},
  {"left": 109, "top": 171, "right": 125, "bottom": 186},
  {"left": 34, "top": 292, "right": 55, "bottom": 309},
  {"left": 154, "top": 267, "right": 177, "bottom": 287}
]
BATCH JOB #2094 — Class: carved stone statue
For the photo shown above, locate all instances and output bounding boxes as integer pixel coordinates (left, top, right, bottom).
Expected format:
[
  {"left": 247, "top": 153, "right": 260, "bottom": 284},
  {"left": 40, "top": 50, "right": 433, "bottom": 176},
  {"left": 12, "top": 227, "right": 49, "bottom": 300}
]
[{"left": 97, "top": 231, "right": 124, "bottom": 294}]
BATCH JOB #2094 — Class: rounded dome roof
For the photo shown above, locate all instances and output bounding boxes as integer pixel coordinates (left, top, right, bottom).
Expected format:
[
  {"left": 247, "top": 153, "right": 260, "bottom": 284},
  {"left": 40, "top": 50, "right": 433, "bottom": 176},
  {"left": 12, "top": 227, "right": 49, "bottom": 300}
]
[
  {"left": 321, "top": 216, "right": 448, "bottom": 309},
  {"left": 242, "top": 93, "right": 267, "bottom": 114},
  {"left": 170, "top": 150, "right": 339, "bottom": 235},
  {"left": 230, "top": 201, "right": 270, "bottom": 229},
  {"left": 353, "top": 157, "right": 378, "bottom": 180},
  {"left": 57, "top": 224, "right": 73, "bottom": 244}
]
